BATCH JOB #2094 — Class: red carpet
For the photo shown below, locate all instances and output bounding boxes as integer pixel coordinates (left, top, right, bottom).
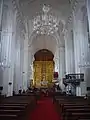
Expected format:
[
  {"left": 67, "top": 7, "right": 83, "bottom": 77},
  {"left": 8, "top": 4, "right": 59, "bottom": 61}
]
[{"left": 29, "top": 97, "right": 61, "bottom": 120}]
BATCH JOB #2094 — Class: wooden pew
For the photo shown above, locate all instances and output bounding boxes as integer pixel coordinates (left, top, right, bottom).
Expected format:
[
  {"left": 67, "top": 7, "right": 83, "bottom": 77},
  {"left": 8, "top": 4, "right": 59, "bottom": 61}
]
[
  {"left": 0, "top": 94, "right": 37, "bottom": 120},
  {"left": 0, "top": 114, "right": 18, "bottom": 120},
  {"left": 54, "top": 95, "right": 90, "bottom": 120},
  {"left": 0, "top": 105, "right": 26, "bottom": 110},
  {"left": 70, "top": 113, "right": 90, "bottom": 120},
  {"left": 78, "top": 118, "right": 90, "bottom": 120},
  {"left": 61, "top": 104, "right": 90, "bottom": 113},
  {"left": 0, "top": 109, "right": 23, "bottom": 114},
  {"left": 63, "top": 108, "right": 90, "bottom": 120}
]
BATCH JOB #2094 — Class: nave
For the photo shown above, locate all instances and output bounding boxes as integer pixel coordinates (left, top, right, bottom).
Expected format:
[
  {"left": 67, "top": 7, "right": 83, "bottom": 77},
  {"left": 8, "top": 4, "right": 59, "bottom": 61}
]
[
  {"left": 0, "top": 90, "right": 90, "bottom": 120},
  {"left": 29, "top": 97, "right": 60, "bottom": 120}
]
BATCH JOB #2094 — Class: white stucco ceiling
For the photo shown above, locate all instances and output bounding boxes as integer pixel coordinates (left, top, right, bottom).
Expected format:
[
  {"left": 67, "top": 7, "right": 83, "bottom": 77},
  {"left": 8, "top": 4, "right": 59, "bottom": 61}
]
[
  {"left": 19, "top": 0, "right": 71, "bottom": 21},
  {"left": 18, "top": 0, "right": 70, "bottom": 55}
]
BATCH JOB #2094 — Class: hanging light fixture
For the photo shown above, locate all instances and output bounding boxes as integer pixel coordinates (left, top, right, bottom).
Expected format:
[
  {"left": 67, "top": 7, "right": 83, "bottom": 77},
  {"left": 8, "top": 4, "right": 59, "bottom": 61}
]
[{"left": 32, "top": 4, "right": 59, "bottom": 35}]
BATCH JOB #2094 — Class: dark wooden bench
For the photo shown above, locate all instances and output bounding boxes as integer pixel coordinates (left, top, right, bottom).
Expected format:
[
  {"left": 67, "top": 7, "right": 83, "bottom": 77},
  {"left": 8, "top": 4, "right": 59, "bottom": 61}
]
[
  {"left": 0, "top": 105, "right": 26, "bottom": 110},
  {"left": 63, "top": 108, "right": 90, "bottom": 120},
  {"left": 61, "top": 105, "right": 90, "bottom": 113},
  {"left": 0, "top": 94, "right": 37, "bottom": 120},
  {"left": 0, "top": 109, "right": 24, "bottom": 114},
  {"left": 0, "top": 114, "right": 18, "bottom": 120},
  {"left": 53, "top": 95, "right": 90, "bottom": 120},
  {"left": 78, "top": 118, "right": 90, "bottom": 120},
  {"left": 71, "top": 112, "right": 90, "bottom": 120}
]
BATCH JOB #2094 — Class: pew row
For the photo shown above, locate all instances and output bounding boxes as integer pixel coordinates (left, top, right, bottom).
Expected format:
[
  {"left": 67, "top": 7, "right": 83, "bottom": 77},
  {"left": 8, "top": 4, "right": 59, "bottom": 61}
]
[
  {"left": 0, "top": 94, "right": 37, "bottom": 120},
  {"left": 54, "top": 95, "right": 90, "bottom": 120}
]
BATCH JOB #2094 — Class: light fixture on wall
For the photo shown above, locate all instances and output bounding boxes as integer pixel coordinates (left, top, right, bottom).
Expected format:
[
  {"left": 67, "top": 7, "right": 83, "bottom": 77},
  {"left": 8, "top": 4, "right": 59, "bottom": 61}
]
[
  {"left": 0, "top": 58, "right": 10, "bottom": 69},
  {"left": 32, "top": 4, "right": 59, "bottom": 35}
]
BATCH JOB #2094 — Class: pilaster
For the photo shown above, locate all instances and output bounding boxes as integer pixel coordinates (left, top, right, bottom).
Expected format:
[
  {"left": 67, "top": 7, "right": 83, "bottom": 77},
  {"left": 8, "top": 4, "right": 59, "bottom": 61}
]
[
  {"left": 22, "top": 33, "right": 28, "bottom": 90},
  {"left": 1, "top": 0, "right": 17, "bottom": 96},
  {"left": 64, "top": 29, "right": 75, "bottom": 74},
  {"left": 58, "top": 46, "right": 65, "bottom": 90},
  {"left": 27, "top": 46, "right": 33, "bottom": 87},
  {"left": 73, "top": 2, "right": 88, "bottom": 95}
]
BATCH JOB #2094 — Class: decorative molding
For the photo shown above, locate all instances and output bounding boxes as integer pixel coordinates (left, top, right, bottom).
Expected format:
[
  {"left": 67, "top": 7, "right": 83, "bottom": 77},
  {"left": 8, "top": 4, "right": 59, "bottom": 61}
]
[
  {"left": 29, "top": 31, "right": 59, "bottom": 46},
  {"left": 12, "top": 0, "right": 26, "bottom": 34},
  {"left": 66, "top": 0, "right": 78, "bottom": 29},
  {"left": 66, "top": 0, "right": 86, "bottom": 31}
]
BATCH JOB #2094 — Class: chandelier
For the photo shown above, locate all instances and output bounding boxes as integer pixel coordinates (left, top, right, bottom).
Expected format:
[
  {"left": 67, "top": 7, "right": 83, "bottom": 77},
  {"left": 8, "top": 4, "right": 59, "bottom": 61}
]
[{"left": 32, "top": 4, "right": 59, "bottom": 35}]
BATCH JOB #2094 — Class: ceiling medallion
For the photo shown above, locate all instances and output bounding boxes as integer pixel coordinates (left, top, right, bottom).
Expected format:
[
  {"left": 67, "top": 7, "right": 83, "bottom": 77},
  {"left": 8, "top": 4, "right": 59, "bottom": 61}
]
[{"left": 32, "top": 4, "right": 59, "bottom": 35}]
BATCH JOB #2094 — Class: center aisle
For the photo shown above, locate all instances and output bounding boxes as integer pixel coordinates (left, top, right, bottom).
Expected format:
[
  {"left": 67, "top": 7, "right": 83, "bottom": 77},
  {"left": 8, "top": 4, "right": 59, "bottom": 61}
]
[{"left": 29, "top": 97, "right": 61, "bottom": 120}]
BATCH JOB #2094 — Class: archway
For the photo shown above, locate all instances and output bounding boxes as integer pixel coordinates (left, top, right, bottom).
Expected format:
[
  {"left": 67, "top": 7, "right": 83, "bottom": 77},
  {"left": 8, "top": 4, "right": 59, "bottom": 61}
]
[{"left": 33, "top": 49, "right": 55, "bottom": 88}]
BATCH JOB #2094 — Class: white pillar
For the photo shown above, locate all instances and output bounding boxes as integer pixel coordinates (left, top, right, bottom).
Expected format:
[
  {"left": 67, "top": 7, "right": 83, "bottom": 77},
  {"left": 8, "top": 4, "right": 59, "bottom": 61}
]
[
  {"left": 22, "top": 33, "right": 28, "bottom": 91},
  {"left": 13, "top": 24, "right": 26, "bottom": 93},
  {"left": 58, "top": 46, "right": 65, "bottom": 90},
  {"left": 7, "top": 32, "right": 15, "bottom": 96},
  {"left": 65, "top": 29, "right": 75, "bottom": 74},
  {"left": 73, "top": 5, "right": 88, "bottom": 73},
  {"left": 87, "top": 0, "right": 90, "bottom": 33},
  {"left": 73, "top": 4, "right": 88, "bottom": 96},
  {"left": 0, "top": 0, "right": 4, "bottom": 88},
  {"left": 14, "top": 34, "right": 22, "bottom": 93},
  {"left": 28, "top": 47, "right": 33, "bottom": 87},
  {"left": 86, "top": 0, "right": 90, "bottom": 95},
  {"left": 1, "top": 1, "right": 16, "bottom": 96},
  {"left": 76, "top": 86, "right": 81, "bottom": 96},
  {"left": 0, "top": 0, "right": 3, "bottom": 27}
]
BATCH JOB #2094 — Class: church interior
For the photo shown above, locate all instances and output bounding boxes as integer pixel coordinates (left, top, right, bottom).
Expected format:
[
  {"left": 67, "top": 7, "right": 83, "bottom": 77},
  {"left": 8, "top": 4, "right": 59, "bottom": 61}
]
[{"left": 0, "top": 0, "right": 90, "bottom": 120}]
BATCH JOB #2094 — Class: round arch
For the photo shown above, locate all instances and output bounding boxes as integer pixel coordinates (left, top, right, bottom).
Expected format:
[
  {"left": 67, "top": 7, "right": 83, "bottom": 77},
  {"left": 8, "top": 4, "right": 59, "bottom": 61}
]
[{"left": 34, "top": 49, "right": 54, "bottom": 61}]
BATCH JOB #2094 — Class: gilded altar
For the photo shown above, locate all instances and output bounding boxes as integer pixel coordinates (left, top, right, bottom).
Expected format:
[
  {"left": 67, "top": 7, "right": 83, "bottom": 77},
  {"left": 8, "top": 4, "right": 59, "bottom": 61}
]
[{"left": 33, "top": 61, "right": 54, "bottom": 88}]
